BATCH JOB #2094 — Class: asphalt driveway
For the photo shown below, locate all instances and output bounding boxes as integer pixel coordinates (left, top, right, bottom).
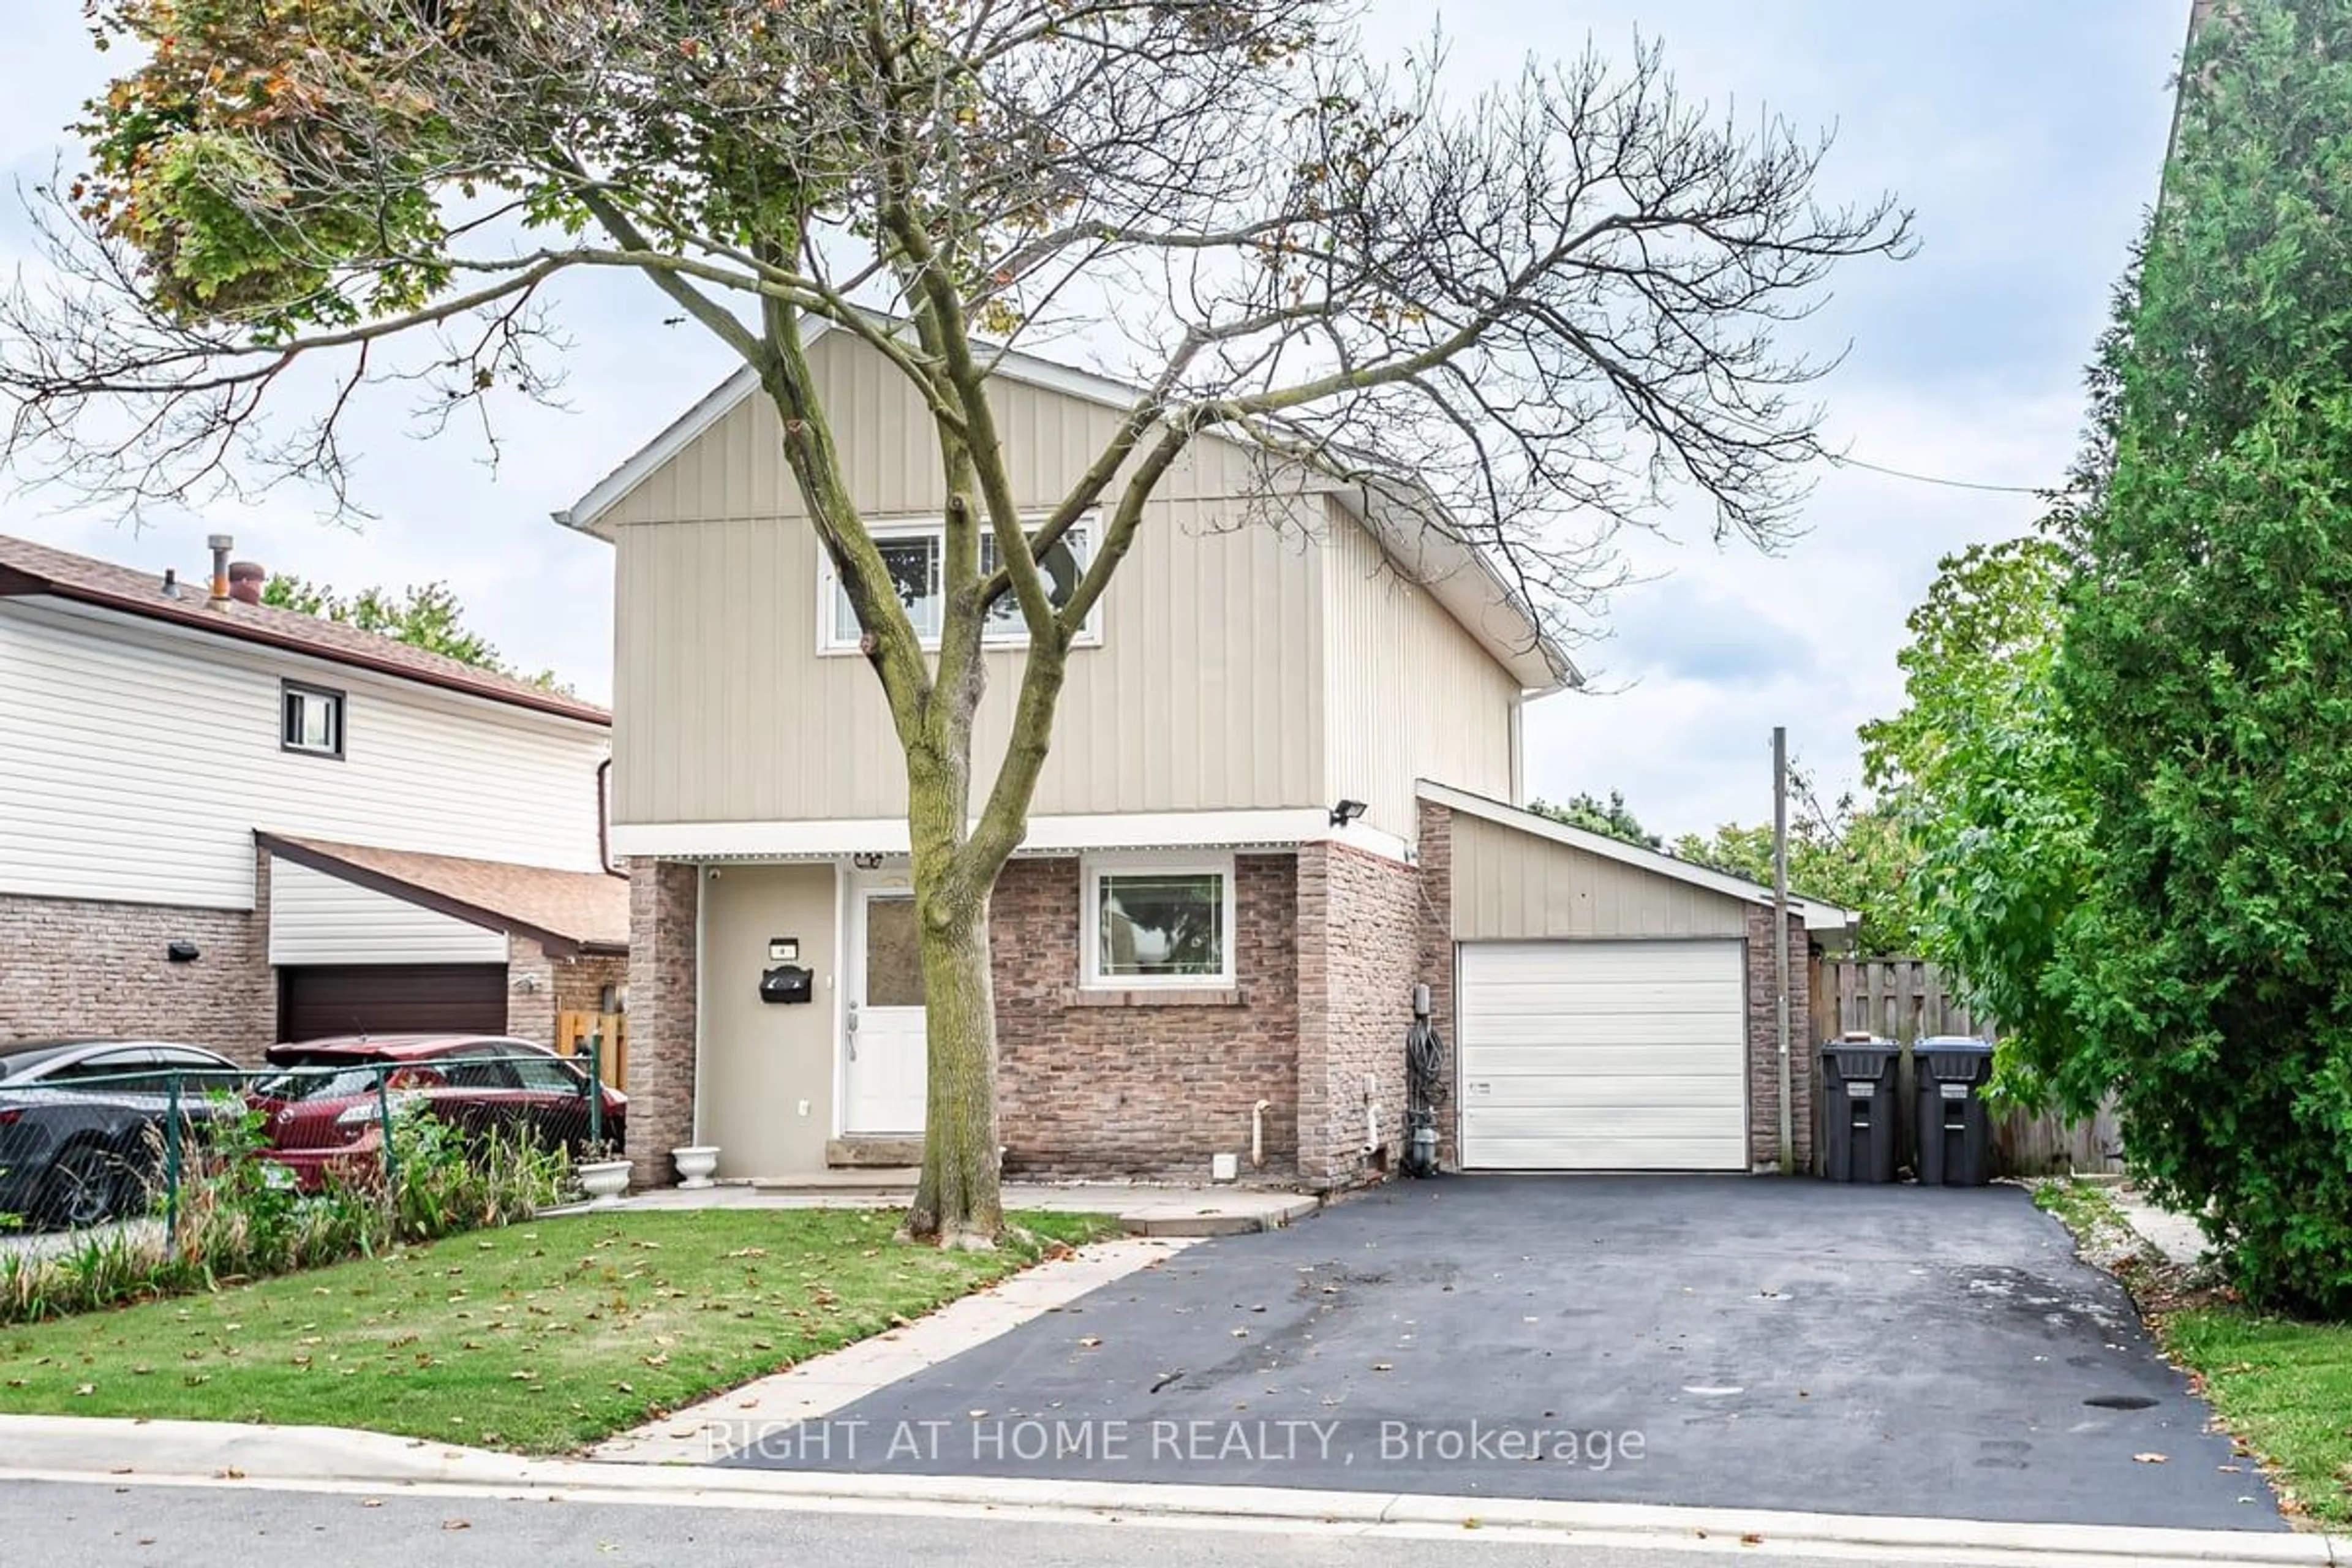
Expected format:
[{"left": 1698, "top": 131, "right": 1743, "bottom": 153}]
[{"left": 725, "top": 1177, "right": 2280, "bottom": 1529}]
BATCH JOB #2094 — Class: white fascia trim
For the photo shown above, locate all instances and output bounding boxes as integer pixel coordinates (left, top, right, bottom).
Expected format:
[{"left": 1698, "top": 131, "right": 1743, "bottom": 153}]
[
  {"left": 611, "top": 809, "right": 1413, "bottom": 864},
  {"left": 1415, "top": 778, "right": 1858, "bottom": 932}
]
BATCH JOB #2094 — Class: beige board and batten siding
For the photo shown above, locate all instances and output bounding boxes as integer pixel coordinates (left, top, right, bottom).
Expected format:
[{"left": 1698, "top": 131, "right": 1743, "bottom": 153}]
[
  {"left": 0, "top": 598, "right": 609, "bottom": 911},
  {"left": 1450, "top": 812, "right": 1752, "bottom": 940},
  {"left": 698, "top": 863, "right": 837, "bottom": 1177},
  {"left": 1321, "top": 496, "right": 1519, "bottom": 840},
  {"left": 608, "top": 330, "right": 1327, "bottom": 827}
]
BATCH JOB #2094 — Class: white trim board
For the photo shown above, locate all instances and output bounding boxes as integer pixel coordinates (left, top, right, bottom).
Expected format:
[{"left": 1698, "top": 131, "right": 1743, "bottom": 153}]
[
  {"left": 1417, "top": 778, "right": 1858, "bottom": 933},
  {"left": 610, "top": 809, "right": 1413, "bottom": 865}
]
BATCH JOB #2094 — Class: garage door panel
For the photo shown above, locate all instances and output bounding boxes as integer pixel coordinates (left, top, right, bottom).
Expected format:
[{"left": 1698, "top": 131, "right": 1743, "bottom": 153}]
[
  {"left": 1466, "top": 1075, "right": 1744, "bottom": 1109},
  {"left": 1458, "top": 939, "right": 1747, "bottom": 1172},
  {"left": 1462, "top": 1017, "right": 1746, "bottom": 1050},
  {"left": 279, "top": 963, "right": 508, "bottom": 1042},
  {"left": 1469, "top": 1134, "right": 1744, "bottom": 1172},
  {"left": 1466, "top": 1043, "right": 1742, "bottom": 1079}
]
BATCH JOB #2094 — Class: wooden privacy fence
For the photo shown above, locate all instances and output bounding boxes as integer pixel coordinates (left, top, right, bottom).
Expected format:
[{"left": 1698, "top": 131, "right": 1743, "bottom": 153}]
[
  {"left": 556, "top": 1010, "right": 629, "bottom": 1093},
  {"left": 1811, "top": 958, "right": 2122, "bottom": 1177}
]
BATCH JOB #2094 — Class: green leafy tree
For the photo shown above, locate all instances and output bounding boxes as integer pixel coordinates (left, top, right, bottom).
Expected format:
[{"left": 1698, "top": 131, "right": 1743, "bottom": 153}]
[
  {"left": 4, "top": 1, "right": 1909, "bottom": 1245},
  {"left": 1528, "top": 790, "right": 1660, "bottom": 849},
  {"left": 262, "top": 575, "right": 568, "bottom": 692},
  {"left": 1670, "top": 772, "right": 1917, "bottom": 956},
  {"left": 1857, "top": 537, "right": 2093, "bottom": 1064},
  {"left": 2055, "top": 0, "right": 2352, "bottom": 1313}
]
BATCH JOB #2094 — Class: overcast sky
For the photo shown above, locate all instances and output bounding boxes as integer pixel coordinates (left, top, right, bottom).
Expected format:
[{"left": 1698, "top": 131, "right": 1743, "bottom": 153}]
[{"left": 0, "top": 4, "right": 2185, "bottom": 838}]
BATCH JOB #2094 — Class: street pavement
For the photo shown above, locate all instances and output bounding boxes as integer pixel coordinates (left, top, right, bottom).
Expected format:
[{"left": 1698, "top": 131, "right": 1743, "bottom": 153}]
[
  {"left": 0, "top": 1476, "right": 2309, "bottom": 1568},
  {"left": 725, "top": 1175, "right": 2278, "bottom": 1531}
]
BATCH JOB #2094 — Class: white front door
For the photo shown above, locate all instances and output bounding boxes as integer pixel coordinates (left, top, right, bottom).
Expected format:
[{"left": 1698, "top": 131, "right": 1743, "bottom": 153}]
[{"left": 845, "top": 888, "right": 927, "bottom": 1134}]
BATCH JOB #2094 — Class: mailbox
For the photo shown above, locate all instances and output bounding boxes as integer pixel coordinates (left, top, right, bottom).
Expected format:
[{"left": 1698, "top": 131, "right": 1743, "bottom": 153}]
[{"left": 759, "top": 964, "right": 815, "bottom": 1005}]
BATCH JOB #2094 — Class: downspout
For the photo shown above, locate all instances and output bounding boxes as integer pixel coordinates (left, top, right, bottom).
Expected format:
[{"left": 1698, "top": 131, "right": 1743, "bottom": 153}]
[
  {"left": 1773, "top": 726, "right": 1793, "bottom": 1175},
  {"left": 595, "top": 758, "right": 625, "bottom": 878}
]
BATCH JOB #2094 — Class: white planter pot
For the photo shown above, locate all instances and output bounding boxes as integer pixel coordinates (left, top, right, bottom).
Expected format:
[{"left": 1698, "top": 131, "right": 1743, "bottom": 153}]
[
  {"left": 671, "top": 1145, "right": 721, "bottom": 1189},
  {"left": 577, "top": 1159, "right": 633, "bottom": 1207}
]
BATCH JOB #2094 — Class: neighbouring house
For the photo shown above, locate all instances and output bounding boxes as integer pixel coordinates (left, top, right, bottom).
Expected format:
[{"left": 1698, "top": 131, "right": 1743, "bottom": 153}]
[
  {"left": 0, "top": 532, "right": 627, "bottom": 1060},
  {"left": 560, "top": 327, "right": 1853, "bottom": 1188}
]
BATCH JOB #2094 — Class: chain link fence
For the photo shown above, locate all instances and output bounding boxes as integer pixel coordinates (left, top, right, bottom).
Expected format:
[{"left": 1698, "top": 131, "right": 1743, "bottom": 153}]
[{"left": 0, "top": 1047, "right": 622, "bottom": 1237}]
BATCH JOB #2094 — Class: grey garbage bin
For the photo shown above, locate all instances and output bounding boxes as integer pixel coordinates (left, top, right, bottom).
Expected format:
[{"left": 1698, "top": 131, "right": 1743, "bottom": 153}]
[
  {"left": 1820, "top": 1037, "right": 1901, "bottom": 1182},
  {"left": 1913, "top": 1036, "right": 1996, "bottom": 1186}
]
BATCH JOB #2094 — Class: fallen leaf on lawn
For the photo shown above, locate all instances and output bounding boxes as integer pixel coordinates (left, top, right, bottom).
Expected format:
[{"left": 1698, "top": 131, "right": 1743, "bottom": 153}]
[
  {"left": 74, "top": 1384, "right": 94, "bottom": 1396},
  {"left": 643, "top": 1352, "right": 669, "bottom": 1368},
  {"left": 614, "top": 1381, "right": 635, "bottom": 1393},
  {"left": 2133, "top": 1453, "right": 2168, "bottom": 1464}
]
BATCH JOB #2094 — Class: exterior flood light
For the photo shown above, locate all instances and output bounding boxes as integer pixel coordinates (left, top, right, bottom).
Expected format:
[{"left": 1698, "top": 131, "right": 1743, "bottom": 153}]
[{"left": 1329, "top": 799, "right": 1368, "bottom": 828}]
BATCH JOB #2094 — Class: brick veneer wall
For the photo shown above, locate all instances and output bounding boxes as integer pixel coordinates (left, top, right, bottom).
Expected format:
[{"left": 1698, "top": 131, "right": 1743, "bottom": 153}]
[
  {"left": 1413, "top": 801, "right": 1463, "bottom": 1169},
  {"left": 627, "top": 860, "right": 699, "bottom": 1182},
  {"left": 1746, "top": 904, "right": 1814, "bottom": 1172},
  {"left": 0, "top": 890, "right": 275, "bottom": 1062},
  {"left": 1295, "top": 841, "right": 1423, "bottom": 1189},
  {"left": 505, "top": 942, "right": 629, "bottom": 1048},
  {"left": 992, "top": 854, "right": 1300, "bottom": 1180}
]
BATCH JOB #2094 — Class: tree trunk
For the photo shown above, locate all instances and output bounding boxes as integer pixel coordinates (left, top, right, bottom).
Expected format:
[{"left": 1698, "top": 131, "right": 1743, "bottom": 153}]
[{"left": 903, "top": 866, "right": 1005, "bottom": 1249}]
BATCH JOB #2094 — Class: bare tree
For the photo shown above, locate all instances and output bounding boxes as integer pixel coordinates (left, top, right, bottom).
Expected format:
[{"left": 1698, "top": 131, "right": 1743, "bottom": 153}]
[{"left": 4, "top": 0, "right": 1910, "bottom": 1245}]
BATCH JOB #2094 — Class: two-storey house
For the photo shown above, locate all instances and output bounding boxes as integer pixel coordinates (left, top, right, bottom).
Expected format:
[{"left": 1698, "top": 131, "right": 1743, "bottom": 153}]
[
  {"left": 0, "top": 533, "right": 626, "bottom": 1057},
  {"left": 564, "top": 328, "right": 1850, "bottom": 1188}
]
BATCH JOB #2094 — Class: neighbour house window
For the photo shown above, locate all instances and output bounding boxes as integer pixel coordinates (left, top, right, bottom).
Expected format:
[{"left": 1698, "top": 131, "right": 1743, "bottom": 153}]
[
  {"left": 1082, "top": 856, "right": 1236, "bottom": 989},
  {"left": 820, "top": 518, "right": 1098, "bottom": 652},
  {"left": 280, "top": 680, "right": 345, "bottom": 759}
]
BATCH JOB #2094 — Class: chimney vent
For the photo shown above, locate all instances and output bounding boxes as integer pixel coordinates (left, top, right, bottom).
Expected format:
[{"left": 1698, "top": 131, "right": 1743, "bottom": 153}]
[
  {"left": 227, "top": 560, "right": 266, "bottom": 606},
  {"left": 160, "top": 567, "right": 179, "bottom": 599},
  {"left": 205, "top": 534, "right": 233, "bottom": 608}
]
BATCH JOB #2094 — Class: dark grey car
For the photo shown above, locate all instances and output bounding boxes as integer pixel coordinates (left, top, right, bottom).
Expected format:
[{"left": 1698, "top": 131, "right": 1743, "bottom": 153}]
[{"left": 0, "top": 1039, "right": 244, "bottom": 1229}]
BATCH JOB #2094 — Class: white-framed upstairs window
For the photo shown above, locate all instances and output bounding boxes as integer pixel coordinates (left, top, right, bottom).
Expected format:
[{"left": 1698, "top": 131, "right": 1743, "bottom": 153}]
[
  {"left": 1081, "top": 853, "right": 1237, "bottom": 989},
  {"left": 817, "top": 514, "right": 1101, "bottom": 654},
  {"left": 280, "top": 679, "right": 345, "bottom": 760}
]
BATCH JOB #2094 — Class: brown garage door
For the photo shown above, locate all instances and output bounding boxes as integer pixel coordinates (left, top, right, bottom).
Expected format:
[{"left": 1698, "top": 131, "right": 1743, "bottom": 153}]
[{"left": 278, "top": 964, "right": 507, "bottom": 1042}]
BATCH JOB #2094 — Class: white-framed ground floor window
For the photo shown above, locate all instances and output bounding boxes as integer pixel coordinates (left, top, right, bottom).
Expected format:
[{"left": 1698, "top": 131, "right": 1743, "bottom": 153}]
[{"left": 1080, "top": 853, "right": 1236, "bottom": 988}]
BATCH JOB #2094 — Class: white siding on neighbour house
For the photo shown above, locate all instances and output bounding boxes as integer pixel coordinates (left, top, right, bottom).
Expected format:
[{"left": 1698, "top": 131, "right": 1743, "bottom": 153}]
[
  {"left": 0, "top": 598, "right": 609, "bottom": 912},
  {"left": 1321, "top": 497, "right": 1520, "bottom": 840},
  {"left": 266, "top": 861, "right": 509, "bottom": 965}
]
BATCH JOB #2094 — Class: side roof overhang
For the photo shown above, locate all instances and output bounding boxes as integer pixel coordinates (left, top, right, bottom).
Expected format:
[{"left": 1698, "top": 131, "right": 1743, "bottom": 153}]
[
  {"left": 553, "top": 325, "right": 1577, "bottom": 697},
  {"left": 256, "top": 831, "right": 630, "bottom": 959},
  {"left": 1417, "top": 780, "right": 1860, "bottom": 935}
]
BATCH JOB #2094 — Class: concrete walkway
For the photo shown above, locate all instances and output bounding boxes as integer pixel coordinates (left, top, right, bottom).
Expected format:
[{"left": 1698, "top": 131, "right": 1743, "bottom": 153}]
[
  {"left": 2108, "top": 1188, "right": 2212, "bottom": 1268},
  {"left": 594, "top": 1235, "right": 1197, "bottom": 1464},
  {"left": 606, "top": 1178, "right": 1320, "bottom": 1238}
]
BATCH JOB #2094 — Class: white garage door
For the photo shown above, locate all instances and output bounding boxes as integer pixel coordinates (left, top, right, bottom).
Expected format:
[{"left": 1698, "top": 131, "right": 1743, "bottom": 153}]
[{"left": 1457, "top": 940, "right": 1747, "bottom": 1170}]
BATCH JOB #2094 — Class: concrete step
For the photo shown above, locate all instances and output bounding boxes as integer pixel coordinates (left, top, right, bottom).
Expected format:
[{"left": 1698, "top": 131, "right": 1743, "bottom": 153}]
[
  {"left": 826, "top": 1137, "right": 925, "bottom": 1168},
  {"left": 751, "top": 1167, "right": 919, "bottom": 1197}
]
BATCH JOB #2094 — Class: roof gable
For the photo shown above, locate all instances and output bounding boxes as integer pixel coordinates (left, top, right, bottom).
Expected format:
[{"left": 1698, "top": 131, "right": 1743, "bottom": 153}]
[
  {"left": 1418, "top": 779, "right": 1858, "bottom": 932},
  {"left": 0, "top": 532, "right": 608, "bottom": 726},
  {"left": 556, "top": 323, "right": 1574, "bottom": 693}
]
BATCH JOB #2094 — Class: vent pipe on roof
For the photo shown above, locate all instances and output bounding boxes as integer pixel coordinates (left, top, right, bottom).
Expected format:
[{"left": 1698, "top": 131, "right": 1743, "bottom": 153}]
[
  {"left": 205, "top": 534, "right": 233, "bottom": 608},
  {"left": 160, "top": 567, "right": 179, "bottom": 600},
  {"left": 227, "top": 560, "right": 266, "bottom": 606}
]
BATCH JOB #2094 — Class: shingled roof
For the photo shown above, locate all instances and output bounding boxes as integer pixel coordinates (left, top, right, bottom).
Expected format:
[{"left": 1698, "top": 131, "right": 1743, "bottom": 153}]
[
  {"left": 256, "top": 832, "right": 628, "bottom": 956},
  {"left": 0, "top": 532, "right": 608, "bottom": 726}
]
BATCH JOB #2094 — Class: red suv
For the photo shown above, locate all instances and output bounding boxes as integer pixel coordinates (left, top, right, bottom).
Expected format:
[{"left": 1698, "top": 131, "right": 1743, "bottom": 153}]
[{"left": 250, "top": 1035, "right": 627, "bottom": 1191}]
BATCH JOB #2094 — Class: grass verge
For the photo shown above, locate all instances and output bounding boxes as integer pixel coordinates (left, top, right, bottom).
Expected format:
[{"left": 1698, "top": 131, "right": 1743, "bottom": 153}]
[
  {"left": 2034, "top": 1178, "right": 2352, "bottom": 1528},
  {"left": 0, "top": 1207, "right": 1115, "bottom": 1454}
]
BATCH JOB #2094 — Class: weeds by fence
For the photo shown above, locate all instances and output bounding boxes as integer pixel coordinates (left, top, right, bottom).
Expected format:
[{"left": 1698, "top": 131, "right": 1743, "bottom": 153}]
[{"left": 0, "top": 1050, "right": 612, "bottom": 1322}]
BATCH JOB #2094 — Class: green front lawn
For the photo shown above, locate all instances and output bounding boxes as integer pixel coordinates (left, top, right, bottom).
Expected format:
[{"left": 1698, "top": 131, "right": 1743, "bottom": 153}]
[
  {"left": 2035, "top": 1180, "right": 2352, "bottom": 1528},
  {"left": 2167, "top": 1308, "right": 2352, "bottom": 1529},
  {"left": 0, "top": 1208, "right": 1114, "bottom": 1454}
]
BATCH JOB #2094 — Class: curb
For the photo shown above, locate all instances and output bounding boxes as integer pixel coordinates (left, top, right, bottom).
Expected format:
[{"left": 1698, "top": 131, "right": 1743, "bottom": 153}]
[{"left": 0, "top": 1414, "right": 2339, "bottom": 1566}]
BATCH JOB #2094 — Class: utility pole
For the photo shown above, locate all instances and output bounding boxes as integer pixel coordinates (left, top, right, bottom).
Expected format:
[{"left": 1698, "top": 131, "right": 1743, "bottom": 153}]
[{"left": 1773, "top": 726, "right": 1793, "bottom": 1174}]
